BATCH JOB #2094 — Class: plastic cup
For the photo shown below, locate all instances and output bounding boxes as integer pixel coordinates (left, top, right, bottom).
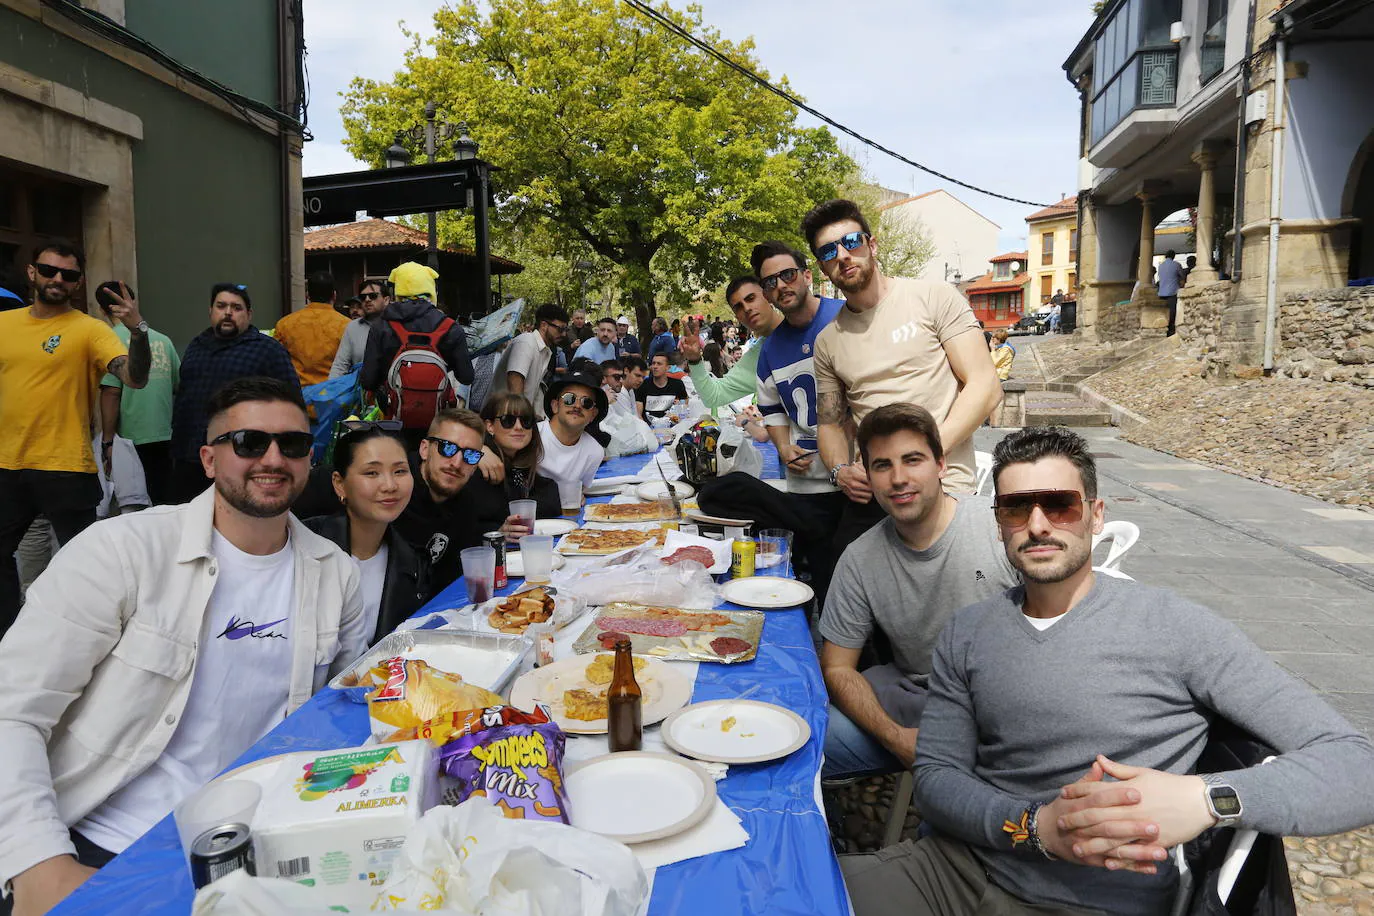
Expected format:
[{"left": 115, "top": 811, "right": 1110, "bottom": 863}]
[
  {"left": 521, "top": 535, "right": 554, "bottom": 585},
  {"left": 558, "top": 480, "right": 583, "bottom": 517},
  {"left": 461, "top": 546, "right": 496, "bottom": 603},
  {"left": 174, "top": 778, "right": 262, "bottom": 864},
  {"left": 508, "top": 499, "right": 537, "bottom": 536},
  {"left": 757, "top": 528, "right": 793, "bottom": 576}
]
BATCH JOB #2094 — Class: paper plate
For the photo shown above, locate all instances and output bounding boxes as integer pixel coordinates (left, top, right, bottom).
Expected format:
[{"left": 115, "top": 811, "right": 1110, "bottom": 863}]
[
  {"left": 585, "top": 475, "right": 640, "bottom": 496},
  {"left": 505, "top": 551, "right": 566, "bottom": 577},
  {"left": 719, "top": 576, "right": 814, "bottom": 610},
  {"left": 661, "top": 699, "right": 811, "bottom": 764},
  {"left": 635, "top": 480, "right": 696, "bottom": 502},
  {"left": 566, "top": 752, "right": 716, "bottom": 844},
  {"left": 508, "top": 653, "right": 693, "bottom": 735},
  {"left": 684, "top": 507, "right": 754, "bottom": 527},
  {"left": 533, "top": 518, "right": 578, "bottom": 536}
]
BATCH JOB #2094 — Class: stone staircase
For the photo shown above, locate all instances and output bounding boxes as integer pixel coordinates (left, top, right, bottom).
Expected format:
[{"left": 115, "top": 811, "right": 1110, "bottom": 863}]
[{"left": 1011, "top": 337, "right": 1160, "bottom": 428}]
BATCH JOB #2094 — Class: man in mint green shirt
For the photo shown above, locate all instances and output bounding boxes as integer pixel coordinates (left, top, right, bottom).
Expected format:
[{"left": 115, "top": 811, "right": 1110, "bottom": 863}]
[
  {"left": 681, "top": 276, "right": 781, "bottom": 409},
  {"left": 98, "top": 291, "right": 180, "bottom": 505}
]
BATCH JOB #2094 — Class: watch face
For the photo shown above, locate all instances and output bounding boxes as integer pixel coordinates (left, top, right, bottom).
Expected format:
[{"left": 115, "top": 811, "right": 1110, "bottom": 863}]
[{"left": 1211, "top": 788, "right": 1242, "bottom": 817}]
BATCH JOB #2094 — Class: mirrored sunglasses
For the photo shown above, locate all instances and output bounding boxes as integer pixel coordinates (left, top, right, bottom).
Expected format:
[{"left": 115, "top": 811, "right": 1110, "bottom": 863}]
[
  {"left": 425, "top": 436, "right": 484, "bottom": 465},
  {"left": 760, "top": 267, "right": 801, "bottom": 291},
  {"left": 814, "top": 231, "right": 869, "bottom": 263},
  {"left": 992, "top": 489, "right": 1085, "bottom": 530},
  {"left": 559, "top": 392, "right": 596, "bottom": 410}
]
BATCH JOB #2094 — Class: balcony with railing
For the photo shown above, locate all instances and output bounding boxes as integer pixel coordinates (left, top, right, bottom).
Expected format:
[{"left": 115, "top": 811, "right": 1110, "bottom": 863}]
[{"left": 1086, "top": 0, "right": 1185, "bottom": 163}]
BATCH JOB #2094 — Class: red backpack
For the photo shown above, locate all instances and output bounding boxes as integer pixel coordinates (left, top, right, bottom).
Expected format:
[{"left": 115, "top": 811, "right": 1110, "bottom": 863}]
[{"left": 384, "top": 318, "right": 458, "bottom": 429}]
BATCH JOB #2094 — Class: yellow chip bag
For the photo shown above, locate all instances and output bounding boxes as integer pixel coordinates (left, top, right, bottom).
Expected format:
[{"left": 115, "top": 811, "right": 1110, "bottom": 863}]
[{"left": 366, "top": 657, "right": 502, "bottom": 741}]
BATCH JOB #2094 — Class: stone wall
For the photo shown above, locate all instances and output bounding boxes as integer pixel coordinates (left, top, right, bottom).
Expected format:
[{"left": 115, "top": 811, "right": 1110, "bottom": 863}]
[
  {"left": 1274, "top": 287, "right": 1374, "bottom": 388},
  {"left": 1176, "top": 281, "right": 1234, "bottom": 377},
  {"left": 1096, "top": 297, "right": 1142, "bottom": 342}
]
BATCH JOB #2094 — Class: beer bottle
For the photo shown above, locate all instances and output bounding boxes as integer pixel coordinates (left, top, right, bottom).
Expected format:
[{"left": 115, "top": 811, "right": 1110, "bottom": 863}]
[{"left": 607, "top": 639, "right": 643, "bottom": 752}]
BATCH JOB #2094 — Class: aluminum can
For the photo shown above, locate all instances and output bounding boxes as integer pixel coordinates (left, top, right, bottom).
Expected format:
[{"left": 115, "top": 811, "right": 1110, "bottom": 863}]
[
  {"left": 483, "top": 531, "right": 508, "bottom": 589},
  {"left": 190, "top": 823, "right": 255, "bottom": 889},
  {"left": 730, "top": 538, "right": 756, "bottom": 578}
]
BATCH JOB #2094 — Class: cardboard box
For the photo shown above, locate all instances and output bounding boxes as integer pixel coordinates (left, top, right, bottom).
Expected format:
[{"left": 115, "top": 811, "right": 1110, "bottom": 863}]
[{"left": 252, "top": 740, "right": 438, "bottom": 908}]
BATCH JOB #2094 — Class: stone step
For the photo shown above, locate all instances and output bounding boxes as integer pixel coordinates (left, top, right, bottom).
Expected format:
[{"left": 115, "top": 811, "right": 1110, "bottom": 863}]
[{"left": 1022, "top": 409, "right": 1115, "bottom": 427}]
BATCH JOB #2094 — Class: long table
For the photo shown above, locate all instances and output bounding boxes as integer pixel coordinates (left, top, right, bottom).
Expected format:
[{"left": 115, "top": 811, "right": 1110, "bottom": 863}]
[{"left": 55, "top": 447, "right": 848, "bottom": 915}]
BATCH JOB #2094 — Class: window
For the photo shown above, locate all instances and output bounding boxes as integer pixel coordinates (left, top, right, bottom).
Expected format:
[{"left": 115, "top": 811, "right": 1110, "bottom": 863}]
[
  {"left": 994, "top": 261, "right": 1011, "bottom": 280},
  {"left": 1040, "top": 275, "right": 1053, "bottom": 302},
  {"left": 1011, "top": 291, "right": 1023, "bottom": 312},
  {"left": 1069, "top": 228, "right": 1079, "bottom": 262},
  {"left": 1067, "top": 271, "right": 1077, "bottom": 292},
  {"left": 0, "top": 164, "right": 85, "bottom": 297},
  {"left": 1042, "top": 232, "right": 1055, "bottom": 266},
  {"left": 1201, "top": 0, "right": 1227, "bottom": 84},
  {"left": 1089, "top": 0, "right": 1181, "bottom": 144}
]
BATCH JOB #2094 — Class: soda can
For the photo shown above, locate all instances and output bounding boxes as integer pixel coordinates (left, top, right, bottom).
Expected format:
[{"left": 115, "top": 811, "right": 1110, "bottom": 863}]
[
  {"left": 730, "top": 538, "right": 756, "bottom": 579},
  {"left": 483, "top": 531, "right": 508, "bottom": 589},
  {"left": 190, "top": 823, "right": 255, "bottom": 889}
]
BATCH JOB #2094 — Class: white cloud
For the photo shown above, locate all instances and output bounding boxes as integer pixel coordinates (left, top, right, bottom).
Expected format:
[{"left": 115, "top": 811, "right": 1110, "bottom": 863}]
[{"left": 301, "top": 0, "right": 1092, "bottom": 253}]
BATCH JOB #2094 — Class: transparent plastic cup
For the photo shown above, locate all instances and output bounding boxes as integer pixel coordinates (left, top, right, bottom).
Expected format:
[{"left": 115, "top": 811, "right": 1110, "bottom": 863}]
[
  {"left": 521, "top": 535, "right": 555, "bottom": 585},
  {"left": 461, "top": 546, "right": 496, "bottom": 603}
]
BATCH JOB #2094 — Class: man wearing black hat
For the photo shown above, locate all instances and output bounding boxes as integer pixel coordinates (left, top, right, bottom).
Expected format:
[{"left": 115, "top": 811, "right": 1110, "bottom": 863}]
[{"left": 537, "top": 372, "right": 607, "bottom": 501}]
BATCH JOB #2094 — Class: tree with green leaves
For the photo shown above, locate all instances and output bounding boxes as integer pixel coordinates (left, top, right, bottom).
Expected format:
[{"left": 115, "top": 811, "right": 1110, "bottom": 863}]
[{"left": 340, "top": 0, "right": 851, "bottom": 338}]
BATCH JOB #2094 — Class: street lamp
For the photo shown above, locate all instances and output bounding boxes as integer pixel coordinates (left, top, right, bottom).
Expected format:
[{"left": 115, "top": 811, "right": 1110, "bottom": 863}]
[
  {"left": 383, "top": 131, "right": 412, "bottom": 169},
  {"left": 574, "top": 260, "right": 595, "bottom": 312},
  {"left": 390, "top": 103, "right": 463, "bottom": 270}
]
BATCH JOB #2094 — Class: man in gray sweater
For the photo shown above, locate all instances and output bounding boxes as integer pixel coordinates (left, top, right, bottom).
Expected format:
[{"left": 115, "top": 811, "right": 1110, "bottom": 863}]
[
  {"left": 841, "top": 426, "right": 1374, "bottom": 916},
  {"left": 329, "top": 278, "right": 390, "bottom": 379}
]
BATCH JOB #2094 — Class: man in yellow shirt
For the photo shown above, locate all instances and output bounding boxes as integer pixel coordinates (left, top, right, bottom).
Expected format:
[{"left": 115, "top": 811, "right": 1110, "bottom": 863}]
[
  {"left": 274, "top": 271, "right": 349, "bottom": 385},
  {"left": 0, "top": 241, "right": 151, "bottom": 638}
]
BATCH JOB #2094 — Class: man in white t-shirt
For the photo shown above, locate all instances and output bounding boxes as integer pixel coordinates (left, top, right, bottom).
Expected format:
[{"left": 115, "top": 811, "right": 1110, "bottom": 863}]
[
  {"left": 600, "top": 358, "right": 637, "bottom": 418},
  {"left": 0, "top": 376, "right": 366, "bottom": 916},
  {"left": 803, "top": 198, "right": 1002, "bottom": 551},
  {"left": 537, "top": 372, "right": 607, "bottom": 496}
]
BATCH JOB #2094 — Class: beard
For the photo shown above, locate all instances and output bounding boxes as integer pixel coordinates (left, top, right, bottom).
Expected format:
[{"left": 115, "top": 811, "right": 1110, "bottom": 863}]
[
  {"left": 832, "top": 259, "right": 876, "bottom": 296},
  {"left": 1010, "top": 534, "right": 1093, "bottom": 584},
  {"left": 423, "top": 461, "right": 469, "bottom": 499},
  {"left": 215, "top": 464, "right": 303, "bottom": 518},
  {"left": 212, "top": 319, "right": 242, "bottom": 339},
  {"left": 38, "top": 282, "right": 71, "bottom": 306}
]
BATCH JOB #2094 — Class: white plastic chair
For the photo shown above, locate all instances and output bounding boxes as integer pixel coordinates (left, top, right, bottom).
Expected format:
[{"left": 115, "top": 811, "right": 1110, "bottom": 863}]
[
  {"left": 973, "top": 451, "right": 993, "bottom": 496},
  {"left": 1093, "top": 565, "right": 1134, "bottom": 580},
  {"left": 1092, "top": 520, "right": 1140, "bottom": 572}
]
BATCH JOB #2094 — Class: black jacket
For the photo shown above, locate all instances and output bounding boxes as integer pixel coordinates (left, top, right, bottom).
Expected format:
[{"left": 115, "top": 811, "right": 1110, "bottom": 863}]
[
  {"left": 360, "top": 297, "right": 474, "bottom": 393},
  {"left": 389, "top": 452, "right": 487, "bottom": 594},
  {"left": 462, "top": 467, "right": 561, "bottom": 535},
  {"left": 303, "top": 514, "right": 431, "bottom": 644}
]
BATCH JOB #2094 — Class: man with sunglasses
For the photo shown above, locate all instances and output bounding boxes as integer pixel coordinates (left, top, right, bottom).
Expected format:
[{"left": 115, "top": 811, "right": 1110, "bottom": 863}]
[
  {"left": 330, "top": 279, "right": 389, "bottom": 379},
  {"left": 803, "top": 199, "right": 1002, "bottom": 552},
  {"left": 601, "top": 359, "right": 637, "bottom": 418},
  {"left": 0, "top": 241, "right": 152, "bottom": 639},
  {"left": 818, "top": 404, "right": 1017, "bottom": 780},
  {"left": 538, "top": 374, "right": 607, "bottom": 498},
  {"left": 491, "top": 304, "right": 568, "bottom": 420},
  {"left": 0, "top": 377, "right": 366, "bottom": 916},
  {"left": 841, "top": 426, "right": 1374, "bottom": 916}
]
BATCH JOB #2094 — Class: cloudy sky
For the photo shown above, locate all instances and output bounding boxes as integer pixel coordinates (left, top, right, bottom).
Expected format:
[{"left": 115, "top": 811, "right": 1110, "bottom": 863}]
[{"left": 301, "top": 0, "right": 1093, "bottom": 252}]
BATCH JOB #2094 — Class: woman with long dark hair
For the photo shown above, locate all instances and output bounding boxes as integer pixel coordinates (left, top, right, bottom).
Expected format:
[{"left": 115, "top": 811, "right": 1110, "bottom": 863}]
[
  {"left": 305, "top": 421, "right": 429, "bottom": 644},
  {"left": 470, "top": 392, "right": 560, "bottom": 535},
  {"left": 703, "top": 341, "right": 727, "bottom": 378}
]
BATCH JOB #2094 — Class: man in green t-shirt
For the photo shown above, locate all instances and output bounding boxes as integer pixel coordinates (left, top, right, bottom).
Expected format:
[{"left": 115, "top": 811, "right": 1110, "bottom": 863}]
[{"left": 97, "top": 285, "right": 180, "bottom": 505}]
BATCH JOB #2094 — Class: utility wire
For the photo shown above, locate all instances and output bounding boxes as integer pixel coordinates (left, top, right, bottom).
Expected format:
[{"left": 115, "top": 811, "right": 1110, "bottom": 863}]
[{"left": 621, "top": 0, "right": 1053, "bottom": 209}]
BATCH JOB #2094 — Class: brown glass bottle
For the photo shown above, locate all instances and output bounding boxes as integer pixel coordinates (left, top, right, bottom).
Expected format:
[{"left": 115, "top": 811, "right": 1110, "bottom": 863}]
[{"left": 607, "top": 639, "right": 643, "bottom": 752}]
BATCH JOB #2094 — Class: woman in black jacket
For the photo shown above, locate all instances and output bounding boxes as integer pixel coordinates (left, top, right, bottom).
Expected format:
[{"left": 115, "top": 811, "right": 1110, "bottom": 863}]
[
  {"left": 470, "top": 392, "right": 560, "bottom": 536},
  {"left": 305, "top": 421, "right": 430, "bottom": 645}
]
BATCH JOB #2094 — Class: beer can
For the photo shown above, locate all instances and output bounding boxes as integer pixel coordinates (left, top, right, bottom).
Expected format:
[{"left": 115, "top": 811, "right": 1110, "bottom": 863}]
[
  {"left": 190, "top": 823, "right": 255, "bottom": 889},
  {"left": 483, "top": 531, "right": 508, "bottom": 589},
  {"left": 730, "top": 538, "right": 756, "bottom": 578}
]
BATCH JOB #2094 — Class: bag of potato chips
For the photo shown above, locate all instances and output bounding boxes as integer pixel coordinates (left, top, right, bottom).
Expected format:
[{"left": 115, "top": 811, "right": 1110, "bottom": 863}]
[{"left": 366, "top": 657, "right": 502, "bottom": 742}]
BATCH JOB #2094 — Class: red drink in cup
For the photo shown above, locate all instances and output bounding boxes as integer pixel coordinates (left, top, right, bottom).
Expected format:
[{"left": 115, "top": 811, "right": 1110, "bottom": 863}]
[
  {"left": 508, "top": 499, "right": 538, "bottom": 540},
  {"left": 467, "top": 576, "right": 493, "bottom": 604}
]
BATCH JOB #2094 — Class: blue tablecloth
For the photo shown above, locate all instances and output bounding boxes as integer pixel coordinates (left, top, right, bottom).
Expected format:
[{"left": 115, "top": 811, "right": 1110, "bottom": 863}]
[{"left": 55, "top": 448, "right": 844, "bottom": 915}]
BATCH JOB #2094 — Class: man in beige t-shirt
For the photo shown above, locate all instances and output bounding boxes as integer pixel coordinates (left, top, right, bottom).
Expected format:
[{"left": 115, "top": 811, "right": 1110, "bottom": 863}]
[{"left": 804, "top": 198, "right": 1001, "bottom": 548}]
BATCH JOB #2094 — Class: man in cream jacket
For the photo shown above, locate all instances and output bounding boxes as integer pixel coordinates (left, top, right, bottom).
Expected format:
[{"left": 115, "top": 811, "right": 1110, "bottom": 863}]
[{"left": 0, "top": 376, "right": 367, "bottom": 916}]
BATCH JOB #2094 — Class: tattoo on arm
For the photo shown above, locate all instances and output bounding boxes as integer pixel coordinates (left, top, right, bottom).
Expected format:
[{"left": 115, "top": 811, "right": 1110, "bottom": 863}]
[
  {"left": 126, "top": 330, "right": 151, "bottom": 388},
  {"left": 817, "top": 390, "right": 846, "bottom": 426}
]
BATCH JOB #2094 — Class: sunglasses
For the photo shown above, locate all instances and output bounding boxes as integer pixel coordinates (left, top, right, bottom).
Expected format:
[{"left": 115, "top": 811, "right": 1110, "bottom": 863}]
[
  {"left": 341, "top": 418, "right": 402, "bottom": 435},
  {"left": 814, "top": 231, "right": 869, "bottom": 263},
  {"left": 544, "top": 320, "right": 569, "bottom": 334},
  {"left": 359, "top": 291, "right": 384, "bottom": 301},
  {"left": 759, "top": 267, "right": 801, "bottom": 291},
  {"left": 210, "top": 429, "right": 313, "bottom": 459},
  {"left": 496, "top": 414, "right": 534, "bottom": 430},
  {"left": 559, "top": 392, "right": 597, "bottom": 410},
  {"left": 992, "top": 489, "right": 1086, "bottom": 530},
  {"left": 33, "top": 263, "right": 83, "bottom": 283},
  {"left": 606, "top": 372, "right": 624, "bottom": 381},
  {"left": 425, "top": 436, "right": 484, "bottom": 465}
]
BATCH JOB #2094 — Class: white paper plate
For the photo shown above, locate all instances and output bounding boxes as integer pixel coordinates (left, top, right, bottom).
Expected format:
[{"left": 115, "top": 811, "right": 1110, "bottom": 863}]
[
  {"left": 508, "top": 653, "right": 694, "bottom": 735},
  {"left": 661, "top": 699, "right": 811, "bottom": 764},
  {"left": 505, "top": 551, "right": 566, "bottom": 577},
  {"left": 635, "top": 480, "right": 696, "bottom": 502},
  {"left": 719, "top": 576, "right": 814, "bottom": 609},
  {"left": 533, "top": 518, "right": 578, "bottom": 536},
  {"left": 585, "top": 475, "right": 640, "bottom": 496},
  {"left": 684, "top": 507, "right": 754, "bottom": 527},
  {"left": 566, "top": 752, "right": 716, "bottom": 844}
]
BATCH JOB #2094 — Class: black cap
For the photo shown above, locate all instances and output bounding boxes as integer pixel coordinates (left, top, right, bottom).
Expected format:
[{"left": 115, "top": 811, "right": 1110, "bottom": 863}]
[{"left": 545, "top": 371, "right": 609, "bottom": 419}]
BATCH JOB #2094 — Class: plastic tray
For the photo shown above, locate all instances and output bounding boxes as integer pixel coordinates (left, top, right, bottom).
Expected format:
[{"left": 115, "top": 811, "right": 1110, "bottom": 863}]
[{"left": 328, "top": 629, "right": 532, "bottom": 703}]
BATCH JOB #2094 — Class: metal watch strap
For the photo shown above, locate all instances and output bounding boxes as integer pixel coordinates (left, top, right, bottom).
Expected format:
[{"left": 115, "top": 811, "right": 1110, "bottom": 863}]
[
  {"left": 1200, "top": 773, "right": 1242, "bottom": 824},
  {"left": 133, "top": 320, "right": 149, "bottom": 335},
  {"left": 829, "top": 462, "right": 847, "bottom": 486}
]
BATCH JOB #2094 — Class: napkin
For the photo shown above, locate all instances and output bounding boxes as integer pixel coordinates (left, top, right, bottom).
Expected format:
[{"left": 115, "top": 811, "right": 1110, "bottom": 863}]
[
  {"left": 630, "top": 798, "right": 750, "bottom": 870},
  {"left": 635, "top": 451, "right": 683, "bottom": 482},
  {"left": 658, "top": 529, "right": 731, "bottom": 573}
]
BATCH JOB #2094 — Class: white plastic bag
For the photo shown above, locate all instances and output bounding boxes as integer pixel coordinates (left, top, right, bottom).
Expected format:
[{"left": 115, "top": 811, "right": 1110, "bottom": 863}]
[
  {"left": 602, "top": 411, "right": 658, "bottom": 457},
  {"left": 551, "top": 544, "right": 721, "bottom": 609},
  {"left": 192, "top": 801, "right": 648, "bottom": 915},
  {"left": 716, "top": 422, "right": 763, "bottom": 479}
]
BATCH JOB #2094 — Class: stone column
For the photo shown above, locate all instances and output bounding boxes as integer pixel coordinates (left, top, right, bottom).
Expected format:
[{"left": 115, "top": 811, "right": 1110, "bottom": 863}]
[
  {"left": 1134, "top": 189, "right": 1157, "bottom": 297},
  {"left": 1190, "top": 144, "right": 1221, "bottom": 284}
]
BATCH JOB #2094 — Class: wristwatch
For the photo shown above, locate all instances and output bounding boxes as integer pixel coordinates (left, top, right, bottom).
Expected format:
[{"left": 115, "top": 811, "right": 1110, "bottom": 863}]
[
  {"left": 1200, "top": 773, "right": 1244, "bottom": 826},
  {"left": 828, "top": 462, "right": 848, "bottom": 486},
  {"left": 132, "top": 320, "right": 149, "bottom": 335}
]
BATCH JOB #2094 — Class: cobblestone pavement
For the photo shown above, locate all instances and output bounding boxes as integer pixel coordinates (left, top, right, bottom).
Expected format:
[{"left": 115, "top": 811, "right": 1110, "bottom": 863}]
[
  {"left": 1084, "top": 346, "right": 1374, "bottom": 509},
  {"left": 822, "top": 425, "right": 1374, "bottom": 912}
]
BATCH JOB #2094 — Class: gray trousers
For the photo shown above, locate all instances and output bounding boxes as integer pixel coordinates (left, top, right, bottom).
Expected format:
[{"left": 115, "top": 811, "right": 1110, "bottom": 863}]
[{"left": 841, "top": 835, "right": 1103, "bottom": 916}]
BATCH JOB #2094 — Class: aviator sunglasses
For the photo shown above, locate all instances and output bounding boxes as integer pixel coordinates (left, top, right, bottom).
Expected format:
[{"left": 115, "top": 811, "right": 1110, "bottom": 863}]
[
  {"left": 210, "top": 429, "right": 314, "bottom": 459},
  {"left": 559, "top": 392, "right": 597, "bottom": 410},
  {"left": 496, "top": 414, "right": 534, "bottom": 430},
  {"left": 425, "top": 436, "right": 484, "bottom": 465},
  {"left": 813, "top": 231, "right": 869, "bottom": 263},
  {"left": 33, "top": 263, "right": 84, "bottom": 283},
  {"left": 759, "top": 267, "right": 801, "bottom": 290},
  {"left": 992, "top": 489, "right": 1086, "bottom": 530}
]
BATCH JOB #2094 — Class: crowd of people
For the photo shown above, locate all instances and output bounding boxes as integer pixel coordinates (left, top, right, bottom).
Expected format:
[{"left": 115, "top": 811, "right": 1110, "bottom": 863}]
[{"left": 0, "top": 195, "right": 1371, "bottom": 916}]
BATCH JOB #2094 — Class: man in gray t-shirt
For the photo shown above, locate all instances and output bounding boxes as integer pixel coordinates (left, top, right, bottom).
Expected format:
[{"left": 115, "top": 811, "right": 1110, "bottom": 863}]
[{"left": 819, "top": 404, "right": 1017, "bottom": 779}]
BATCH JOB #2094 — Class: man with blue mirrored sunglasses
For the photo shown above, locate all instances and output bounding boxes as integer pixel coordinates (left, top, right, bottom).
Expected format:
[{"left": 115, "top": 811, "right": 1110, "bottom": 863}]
[{"left": 803, "top": 198, "right": 1003, "bottom": 554}]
